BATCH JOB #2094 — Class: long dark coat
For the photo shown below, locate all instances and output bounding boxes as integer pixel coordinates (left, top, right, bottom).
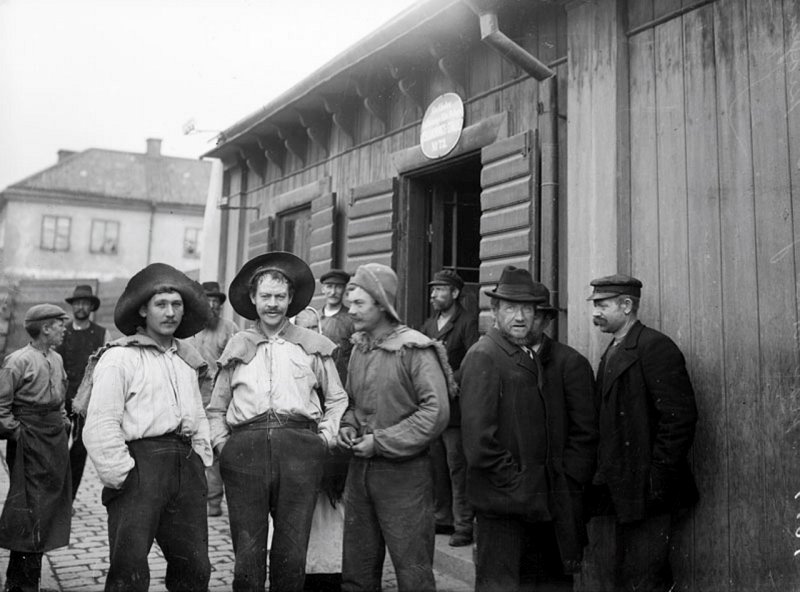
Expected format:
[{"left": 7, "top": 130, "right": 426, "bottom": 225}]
[
  {"left": 594, "top": 321, "right": 699, "bottom": 523},
  {"left": 421, "top": 302, "right": 479, "bottom": 426},
  {"left": 461, "top": 328, "right": 598, "bottom": 571}
]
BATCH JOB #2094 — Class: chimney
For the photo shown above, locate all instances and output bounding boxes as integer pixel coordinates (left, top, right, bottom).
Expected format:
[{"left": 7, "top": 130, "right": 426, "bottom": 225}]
[
  {"left": 57, "top": 150, "right": 76, "bottom": 162},
  {"left": 146, "top": 138, "right": 162, "bottom": 157}
]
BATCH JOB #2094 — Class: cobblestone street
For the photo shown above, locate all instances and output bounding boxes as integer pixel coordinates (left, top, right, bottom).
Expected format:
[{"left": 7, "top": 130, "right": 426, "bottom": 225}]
[{"left": 0, "top": 449, "right": 472, "bottom": 591}]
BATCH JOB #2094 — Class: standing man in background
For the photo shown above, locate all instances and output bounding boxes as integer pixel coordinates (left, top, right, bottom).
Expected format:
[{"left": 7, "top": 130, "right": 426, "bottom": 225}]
[
  {"left": 56, "top": 284, "right": 109, "bottom": 503},
  {"left": 184, "top": 281, "right": 239, "bottom": 517},
  {"left": 0, "top": 304, "right": 72, "bottom": 592},
  {"left": 338, "top": 263, "right": 451, "bottom": 592},
  {"left": 420, "top": 269, "right": 478, "bottom": 547},
  {"left": 586, "top": 274, "right": 698, "bottom": 592},
  {"left": 318, "top": 269, "right": 355, "bottom": 384}
]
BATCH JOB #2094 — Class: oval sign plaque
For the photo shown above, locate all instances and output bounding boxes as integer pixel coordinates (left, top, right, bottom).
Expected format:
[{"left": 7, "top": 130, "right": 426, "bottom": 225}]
[{"left": 420, "top": 93, "right": 465, "bottom": 160}]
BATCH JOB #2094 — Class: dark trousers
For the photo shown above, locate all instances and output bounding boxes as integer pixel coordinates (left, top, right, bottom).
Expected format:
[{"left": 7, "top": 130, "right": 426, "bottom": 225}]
[
  {"left": 69, "top": 414, "right": 88, "bottom": 500},
  {"left": 441, "top": 427, "right": 474, "bottom": 534},
  {"left": 342, "top": 455, "right": 436, "bottom": 592},
  {"left": 475, "top": 514, "right": 573, "bottom": 592},
  {"left": 5, "top": 551, "right": 42, "bottom": 592},
  {"left": 614, "top": 513, "right": 673, "bottom": 592},
  {"left": 102, "top": 436, "right": 210, "bottom": 592},
  {"left": 220, "top": 424, "right": 326, "bottom": 592}
]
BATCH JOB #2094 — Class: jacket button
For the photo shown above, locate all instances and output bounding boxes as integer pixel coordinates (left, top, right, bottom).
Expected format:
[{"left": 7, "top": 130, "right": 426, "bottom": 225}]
[
  {"left": 624, "top": 441, "right": 630, "bottom": 446},
  {"left": 619, "top": 411, "right": 625, "bottom": 416}
]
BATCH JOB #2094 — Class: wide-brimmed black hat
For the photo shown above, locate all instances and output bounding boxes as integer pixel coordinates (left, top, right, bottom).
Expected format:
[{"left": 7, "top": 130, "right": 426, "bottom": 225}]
[
  {"left": 484, "top": 266, "right": 547, "bottom": 303},
  {"left": 114, "top": 263, "right": 211, "bottom": 338},
  {"left": 229, "top": 251, "right": 315, "bottom": 320},
  {"left": 201, "top": 281, "right": 226, "bottom": 304},
  {"left": 65, "top": 285, "right": 101, "bottom": 311}
]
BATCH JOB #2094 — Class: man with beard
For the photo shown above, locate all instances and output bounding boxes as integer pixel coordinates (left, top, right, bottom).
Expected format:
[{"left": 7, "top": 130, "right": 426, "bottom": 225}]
[
  {"left": 338, "top": 263, "right": 451, "bottom": 592},
  {"left": 420, "top": 269, "right": 478, "bottom": 546},
  {"left": 586, "top": 274, "right": 697, "bottom": 592},
  {"left": 0, "top": 304, "right": 72, "bottom": 592},
  {"left": 184, "top": 281, "right": 239, "bottom": 517},
  {"left": 83, "top": 263, "right": 213, "bottom": 592},
  {"left": 460, "top": 267, "right": 597, "bottom": 591},
  {"left": 207, "top": 252, "right": 347, "bottom": 592},
  {"left": 56, "top": 285, "right": 109, "bottom": 502},
  {"left": 318, "top": 269, "right": 355, "bottom": 384}
]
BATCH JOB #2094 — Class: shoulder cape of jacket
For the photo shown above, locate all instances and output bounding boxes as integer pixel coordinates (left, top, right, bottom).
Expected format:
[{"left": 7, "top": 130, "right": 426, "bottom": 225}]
[
  {"left": 351, "top": 325, "right": 459, "bottom": 398},
  {"left": 217, "top": 323, "right": 336, "bottom": 369},
  {"left": 71, "top": 333, "right": 208, "bottom": 417}
]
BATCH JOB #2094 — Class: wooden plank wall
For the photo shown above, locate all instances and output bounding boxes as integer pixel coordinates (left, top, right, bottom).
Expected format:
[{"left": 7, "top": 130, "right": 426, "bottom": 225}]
[{"left": 627, "top": 0, "right": 800, "bottom": 588}]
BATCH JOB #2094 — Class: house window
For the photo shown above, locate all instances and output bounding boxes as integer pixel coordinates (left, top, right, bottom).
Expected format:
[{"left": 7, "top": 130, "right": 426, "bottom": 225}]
[
  {"left": 90, "top": 219, "right": 119, "bottom": 254},
  {"left": 276, "top": 206, "right": 311, "bottom": 262},
  {"left": 40, "top": 215, "right": 71, "bottom": 252},
  {"left": 184, "top": 227, "right": 201, "bottom": 258}
]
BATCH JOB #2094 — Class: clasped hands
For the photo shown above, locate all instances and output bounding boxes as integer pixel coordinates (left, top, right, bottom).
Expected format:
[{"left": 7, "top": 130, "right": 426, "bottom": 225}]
[{"left": 337, "top": 426, "right": 376, "bottom": 458}]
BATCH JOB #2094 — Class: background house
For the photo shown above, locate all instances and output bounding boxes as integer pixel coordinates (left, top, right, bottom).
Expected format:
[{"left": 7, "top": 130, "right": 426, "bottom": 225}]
[
  {"left": 0, "top": 138, "right": 211, "bottom": 353},
  {"left": 201, "top": 0, "right": 800, "bottom": 589}
]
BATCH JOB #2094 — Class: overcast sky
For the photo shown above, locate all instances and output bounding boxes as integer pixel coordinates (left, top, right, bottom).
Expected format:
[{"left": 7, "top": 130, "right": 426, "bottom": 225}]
[{"left": 0, "top": 0, "right": 420, "bottom": 190}]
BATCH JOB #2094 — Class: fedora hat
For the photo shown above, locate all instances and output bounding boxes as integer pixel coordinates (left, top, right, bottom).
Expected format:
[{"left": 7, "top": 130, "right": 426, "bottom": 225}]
[
  {"left": 65, "top": 284, "right": 100, "bottom": 311},
  {"left": 531, "top": 281, "right": 558, "bottom": 316},
  {"left": 229, "top": 251, "right": 315, "bottom": 320},
  {"left": 348, "top": 263, "right": 401, "bottom": 323},
  {"left": 114, "top": 263, "right": 210, "bottom": 338},
  {"left": 484, "top": 266, "right": 547, "bottom": 303},
  {"left": 201, "top": 281, "right": 226, "bottom": 304}
]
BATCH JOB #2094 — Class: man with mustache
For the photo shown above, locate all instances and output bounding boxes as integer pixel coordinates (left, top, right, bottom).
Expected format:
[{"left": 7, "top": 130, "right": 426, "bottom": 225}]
[
  {"left": 318, "top": 269, "right": 355, "bottom": 385},
  {"left": 460, "top": 266, "right": 596, "bottom": 591},
  {"left": 207, "top": 252, "right": 347, "bottom": 592},
  {"left": 56, "top": 285, "right": 109, "bottom": 503},
  {"left": 420, "top": 269, "right": 478, "bottom": 546},
  {"left": 83, "top": 263, "right": 213, "bottom": 592},
  {"left": 586, "top": 274, "right": 698, "bottom": 592},
  {"left": 0, "top": 304, "right": 72, "bottom": 592}
]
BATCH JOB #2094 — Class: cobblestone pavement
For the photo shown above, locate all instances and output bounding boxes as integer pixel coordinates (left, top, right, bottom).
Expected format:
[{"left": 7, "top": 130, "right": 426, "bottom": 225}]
[{"left": 0, "top": 449, "right": 471, "bottom": 591}]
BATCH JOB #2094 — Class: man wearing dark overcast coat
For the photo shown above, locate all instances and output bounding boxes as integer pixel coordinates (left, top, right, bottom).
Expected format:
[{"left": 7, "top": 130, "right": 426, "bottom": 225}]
[
  {"left": 460, "top": 266, "right": 598, "bottom": 591},
  {"left": 586, "top": 274, "right": 698, "bottom": 592}
]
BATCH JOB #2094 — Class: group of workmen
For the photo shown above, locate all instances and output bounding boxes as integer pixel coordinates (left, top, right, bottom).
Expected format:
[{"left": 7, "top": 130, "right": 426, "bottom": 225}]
[{"left": 0, "top": 249, "right": 698, "bottom": 592}]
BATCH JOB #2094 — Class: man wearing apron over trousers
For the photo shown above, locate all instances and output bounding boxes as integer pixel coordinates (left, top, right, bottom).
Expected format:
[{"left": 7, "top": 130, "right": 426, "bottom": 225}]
[{"left": 0, "top": 304, "right": 72, "bottom": 592}]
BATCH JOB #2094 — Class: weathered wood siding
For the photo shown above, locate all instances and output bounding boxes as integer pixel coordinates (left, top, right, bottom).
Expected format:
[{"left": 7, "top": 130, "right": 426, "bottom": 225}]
[{"left": 626, "top": 0, "right": 800, "bottom": 589}]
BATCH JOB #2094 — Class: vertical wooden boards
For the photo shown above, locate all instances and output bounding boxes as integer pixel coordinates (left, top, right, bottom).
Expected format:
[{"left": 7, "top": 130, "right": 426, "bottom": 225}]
[
  {"left": 629, "top": 28, "right": 662, "bottom": 329},
  {"left": 682, "top": 5, "right": 726, "bottom": 588},
  {"left": 479, "top": 131, "right": 535, "bottom": 332},
  {"left": 747, "top": 0, "right": 799, "bottom": 585},
  {"left": 345, "top": 177, "right": 397, "bottom": 270},
  {"left": 714, "top": 0, "right": 763, "bottom": 587}
]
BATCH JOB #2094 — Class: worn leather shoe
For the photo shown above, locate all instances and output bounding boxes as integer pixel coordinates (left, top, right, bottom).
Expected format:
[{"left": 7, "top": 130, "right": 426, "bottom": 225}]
[{"left": 449, "top": 531, "right": 473, "bottom": 547}]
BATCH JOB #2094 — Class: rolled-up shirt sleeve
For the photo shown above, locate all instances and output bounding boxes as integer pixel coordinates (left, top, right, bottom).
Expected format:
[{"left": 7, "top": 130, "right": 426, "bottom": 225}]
[
  {"left": 316, "top": 356, "right": 348, "bottom": 447},
  {"left": 83, "top": 360, "right": 135, "bottom": 489}
]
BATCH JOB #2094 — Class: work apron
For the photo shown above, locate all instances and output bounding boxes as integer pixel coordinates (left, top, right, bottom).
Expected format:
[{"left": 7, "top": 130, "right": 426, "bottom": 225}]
[{"left": 0, "top": 403, "right": 71, "bottom": 552}]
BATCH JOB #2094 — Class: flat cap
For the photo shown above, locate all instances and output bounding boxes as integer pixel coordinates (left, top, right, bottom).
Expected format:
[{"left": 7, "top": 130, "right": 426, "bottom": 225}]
[
  {"left": 24, "top": 304, "right": 70, "bottom": 326},
  {"left": 320, "top": 269, "right": 350, "bottom": 285},
  {"left": 587, "top": 274, "right": 643, "bottom": 301},
  {"left": 428, "top": 269, "right": 464, "bottom": 291}
]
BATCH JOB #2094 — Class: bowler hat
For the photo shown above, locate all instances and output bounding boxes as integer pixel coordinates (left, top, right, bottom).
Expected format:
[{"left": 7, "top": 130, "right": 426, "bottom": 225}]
[
  {"left": 428, "top": 269, "right": 464, "bottom": 291},
  {"left": 114, "top": 263, "right": 210, "bottom": 338},
  {"left": 320, "top": 269, "right": 350, "bottom": 285},
  {"left": 24, "top": 304, "right": 69, "bottom": 328},
  {"left": 484, "top": 266, "right": 547, "bottom": 303},
  {"left": 586, "top": 274, "right": 643, "bottom": 301},
  {"left": 229, "top": 251, "right": 315, "bottom": 320},
  {"left": 65, "top": 285, "right": 100, "bottom": 311},
  {"left": 201, "top": 281, "right": 226, "bottom": 304},
  {"left": 348, "top": 263, "right": 401, "bottom": 323}
]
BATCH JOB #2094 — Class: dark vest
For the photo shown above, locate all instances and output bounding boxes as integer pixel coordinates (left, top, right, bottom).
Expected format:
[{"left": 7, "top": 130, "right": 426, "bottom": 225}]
[{"left": 57, "top": 321, "right": 106, "bottom": 400}]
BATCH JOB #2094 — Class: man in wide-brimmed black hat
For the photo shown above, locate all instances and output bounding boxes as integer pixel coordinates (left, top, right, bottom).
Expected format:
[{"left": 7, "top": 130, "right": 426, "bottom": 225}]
[
  {"left": 420, "top": 269, "right": 479, "bottom": 547},
  {"left": 207, "top": 251, "right": 347, "bottom": 592},
  {"left": 0, "top": 304, "right": 71, "bottom": 592},
  {"left": 183, "top": 280, "right": 239, "bottom": 517},
  {"left": 56, "top": 284, "right": 109, "bottom": 502},
  {"left": 460, "top": 266, "right": 598, "bottom": 591},
  {"left": 83, "top": 263, "right": 213, "bottom": 592}
]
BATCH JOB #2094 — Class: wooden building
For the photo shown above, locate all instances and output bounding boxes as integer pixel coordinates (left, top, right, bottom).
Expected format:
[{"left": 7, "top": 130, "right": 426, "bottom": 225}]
[{"left": 204, "top": 0, "right": 799, "bottom": 589}]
